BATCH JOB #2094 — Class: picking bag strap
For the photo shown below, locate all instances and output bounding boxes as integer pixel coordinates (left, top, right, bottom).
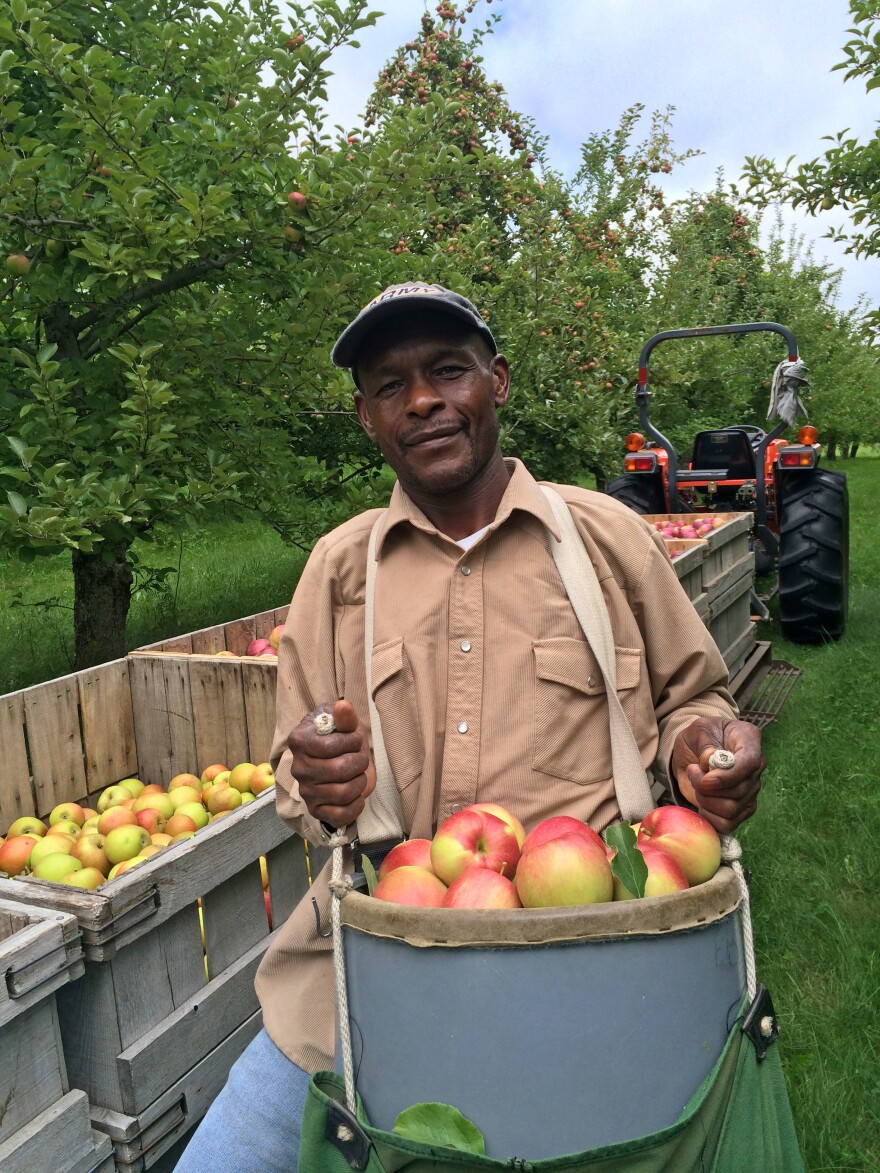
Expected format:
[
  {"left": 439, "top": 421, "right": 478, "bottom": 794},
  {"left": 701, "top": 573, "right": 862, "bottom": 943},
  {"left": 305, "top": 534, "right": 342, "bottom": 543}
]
[
  {"left": 541, "top": 487, "right": 655, "bottom": 822},
  {"left": 355, "top": 511, "right": 407, "bottom": 845}
]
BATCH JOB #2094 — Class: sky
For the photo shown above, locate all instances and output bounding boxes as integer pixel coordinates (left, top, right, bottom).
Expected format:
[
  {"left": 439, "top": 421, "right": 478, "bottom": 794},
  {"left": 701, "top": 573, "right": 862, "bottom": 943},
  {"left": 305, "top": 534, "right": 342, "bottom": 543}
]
[{"left": 318, "top": 0, "right": 880, "bottom": 315}]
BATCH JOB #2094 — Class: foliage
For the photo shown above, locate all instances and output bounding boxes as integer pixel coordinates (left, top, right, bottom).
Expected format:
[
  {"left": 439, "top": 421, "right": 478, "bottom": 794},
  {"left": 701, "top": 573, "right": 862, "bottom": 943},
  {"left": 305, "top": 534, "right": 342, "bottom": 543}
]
[{"left": 741, "top": 2, "right": 880, "bottom": 267}]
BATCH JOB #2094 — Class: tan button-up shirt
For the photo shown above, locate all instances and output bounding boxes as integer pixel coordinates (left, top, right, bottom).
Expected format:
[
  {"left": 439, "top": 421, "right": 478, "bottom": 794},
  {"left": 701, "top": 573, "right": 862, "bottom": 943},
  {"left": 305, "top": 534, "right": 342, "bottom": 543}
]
[{"left": 256, "top": 458, "right": 736, "bottom": 1071}]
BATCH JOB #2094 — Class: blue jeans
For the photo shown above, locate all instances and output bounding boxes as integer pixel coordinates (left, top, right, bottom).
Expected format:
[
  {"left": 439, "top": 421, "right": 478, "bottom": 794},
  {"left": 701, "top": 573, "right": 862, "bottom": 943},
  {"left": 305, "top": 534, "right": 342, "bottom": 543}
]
[{"left": 174, "top": 1028, "right": 311, "bottom": 1172}]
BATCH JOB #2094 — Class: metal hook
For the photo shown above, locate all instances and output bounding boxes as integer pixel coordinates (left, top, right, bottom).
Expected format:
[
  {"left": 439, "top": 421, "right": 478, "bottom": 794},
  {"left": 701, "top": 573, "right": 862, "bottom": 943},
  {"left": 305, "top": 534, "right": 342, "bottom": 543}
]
[{"left": 311, "top": 896, "right": 332, "bottom": 938}]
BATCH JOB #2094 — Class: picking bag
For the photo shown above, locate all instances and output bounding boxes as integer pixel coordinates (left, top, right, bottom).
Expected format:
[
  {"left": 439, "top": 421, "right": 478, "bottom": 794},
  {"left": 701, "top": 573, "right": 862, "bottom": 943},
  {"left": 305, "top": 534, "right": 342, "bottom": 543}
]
[{"left": 298, "top": 1010, "right": 804, "bottom": 1172}]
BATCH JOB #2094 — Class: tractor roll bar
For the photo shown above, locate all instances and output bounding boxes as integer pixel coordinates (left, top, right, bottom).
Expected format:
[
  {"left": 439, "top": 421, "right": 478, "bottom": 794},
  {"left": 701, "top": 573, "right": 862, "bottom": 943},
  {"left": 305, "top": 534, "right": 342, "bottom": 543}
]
[{"left": 633, "top": 322, "right": 799, "bottom": 514}]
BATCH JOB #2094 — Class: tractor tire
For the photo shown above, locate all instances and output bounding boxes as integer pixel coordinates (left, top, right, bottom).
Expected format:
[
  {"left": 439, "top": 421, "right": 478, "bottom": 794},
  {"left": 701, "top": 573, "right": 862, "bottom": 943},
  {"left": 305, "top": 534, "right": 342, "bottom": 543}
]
[
  {"left": 778, "top": 468, "right": 848, "bottom": 643},
  {"left": 605, "top": 473, "right": 666, "bottom": 515}
]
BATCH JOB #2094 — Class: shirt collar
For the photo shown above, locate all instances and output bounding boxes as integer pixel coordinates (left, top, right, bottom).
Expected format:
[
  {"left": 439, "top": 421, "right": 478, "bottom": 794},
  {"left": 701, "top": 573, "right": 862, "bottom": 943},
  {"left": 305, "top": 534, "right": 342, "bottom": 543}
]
[{"left": 374, "top": 457, "right": 562, "bottom": 558}]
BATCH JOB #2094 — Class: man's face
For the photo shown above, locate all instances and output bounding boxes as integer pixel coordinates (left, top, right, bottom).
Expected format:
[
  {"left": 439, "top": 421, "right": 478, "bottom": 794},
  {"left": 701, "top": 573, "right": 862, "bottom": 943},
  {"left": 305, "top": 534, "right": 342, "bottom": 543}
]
[{"left": 353, "top": 314, "right": 510, "bottom": 499}]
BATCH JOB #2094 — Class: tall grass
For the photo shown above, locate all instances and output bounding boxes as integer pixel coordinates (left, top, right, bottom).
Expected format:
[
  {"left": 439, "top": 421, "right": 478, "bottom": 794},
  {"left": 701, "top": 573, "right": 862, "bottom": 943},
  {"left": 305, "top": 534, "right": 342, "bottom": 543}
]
[{"left": 1, "top": 459, "right": 877, "bottom": 1168}]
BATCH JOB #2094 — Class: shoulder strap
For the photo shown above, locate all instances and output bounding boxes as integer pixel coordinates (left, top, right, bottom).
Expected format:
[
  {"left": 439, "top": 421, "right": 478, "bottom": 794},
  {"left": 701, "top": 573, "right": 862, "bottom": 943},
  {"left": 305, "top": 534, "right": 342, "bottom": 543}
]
[
  {"left": 355, "top": 511, "right": 407, "bottom": 844},
  {"left": 541, "top": 487, "right": 655, "bottom": 821}
]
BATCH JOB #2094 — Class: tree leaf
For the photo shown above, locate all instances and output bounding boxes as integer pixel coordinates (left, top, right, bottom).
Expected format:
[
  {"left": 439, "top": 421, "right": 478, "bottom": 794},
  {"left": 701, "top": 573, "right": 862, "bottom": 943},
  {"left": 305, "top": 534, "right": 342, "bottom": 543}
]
[
  {"left": 604, "top": 822, "right": 648, "bottom": 898},
  {"left": 361, "top": 854, "right": 378, "bottom": 896},
  {"left": 393, "top": 1103, "right": 485, "bottom": 1154}
]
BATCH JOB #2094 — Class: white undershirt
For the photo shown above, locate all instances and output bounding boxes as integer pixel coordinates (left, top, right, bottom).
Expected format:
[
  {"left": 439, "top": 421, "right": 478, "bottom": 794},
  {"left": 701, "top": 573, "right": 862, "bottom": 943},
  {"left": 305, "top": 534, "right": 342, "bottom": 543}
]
[{"left": 455, "top": 525, "right": 491, "bottom": 551}]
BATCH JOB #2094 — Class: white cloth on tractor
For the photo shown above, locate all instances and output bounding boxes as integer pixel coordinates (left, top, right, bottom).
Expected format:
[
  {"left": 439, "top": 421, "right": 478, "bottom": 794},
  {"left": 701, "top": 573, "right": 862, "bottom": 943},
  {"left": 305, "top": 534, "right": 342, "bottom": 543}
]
[{"left": 767, "top": 358, "right": 808, "bottom": 427}]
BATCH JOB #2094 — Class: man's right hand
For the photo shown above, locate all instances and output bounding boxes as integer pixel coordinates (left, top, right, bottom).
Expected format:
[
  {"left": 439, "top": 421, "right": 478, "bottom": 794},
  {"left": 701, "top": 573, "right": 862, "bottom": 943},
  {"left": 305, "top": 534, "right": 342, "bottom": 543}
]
[{"left": 288, "top": 699, "right": 376, "bottom": 830}]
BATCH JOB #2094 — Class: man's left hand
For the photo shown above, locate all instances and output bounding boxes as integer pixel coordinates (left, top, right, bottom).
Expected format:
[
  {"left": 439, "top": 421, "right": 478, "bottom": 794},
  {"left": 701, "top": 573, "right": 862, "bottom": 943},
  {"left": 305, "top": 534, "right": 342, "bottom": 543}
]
[{"left": 671, "top": 717, "right": 765, "bottom": 833}]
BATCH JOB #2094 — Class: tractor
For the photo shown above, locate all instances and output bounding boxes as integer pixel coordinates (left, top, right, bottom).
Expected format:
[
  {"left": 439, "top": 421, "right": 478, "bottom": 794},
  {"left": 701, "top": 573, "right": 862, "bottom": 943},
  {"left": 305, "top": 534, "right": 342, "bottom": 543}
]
[{"left": 605, "top": 323, "right": 849, "bottom": 644}]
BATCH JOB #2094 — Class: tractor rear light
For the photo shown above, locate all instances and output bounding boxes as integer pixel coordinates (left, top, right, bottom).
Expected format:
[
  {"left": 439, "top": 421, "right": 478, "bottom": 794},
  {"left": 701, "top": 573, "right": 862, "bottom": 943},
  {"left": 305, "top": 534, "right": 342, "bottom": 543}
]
[
  {"left": 778, "top": 447, "right": 818, "bottom": 469},
  {"left": 624, "top": 453, "right": 658, "bottom": 473},
  {"left": 625, "top": 432, "right": 646, "bottom": 452},
  {"left": 797, "top": 425, "right": 818, "bottom": 445}
]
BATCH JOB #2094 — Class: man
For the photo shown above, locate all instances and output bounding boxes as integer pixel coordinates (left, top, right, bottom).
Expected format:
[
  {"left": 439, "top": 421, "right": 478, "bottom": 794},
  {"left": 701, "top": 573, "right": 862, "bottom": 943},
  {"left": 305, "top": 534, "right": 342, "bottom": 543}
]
[{"left": 176, "top": 282, "right": 764, "bottom": 1172}]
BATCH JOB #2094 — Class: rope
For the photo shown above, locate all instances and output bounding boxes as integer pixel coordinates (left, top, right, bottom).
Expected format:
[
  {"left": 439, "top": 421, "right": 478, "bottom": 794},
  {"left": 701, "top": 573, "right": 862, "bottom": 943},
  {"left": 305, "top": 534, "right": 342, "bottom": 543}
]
[
  {"left": 720, "top": 835, "right": 757, "bottom": 1003},
  {"left": 328, "top": 834, "right": 357, "bottom": 1113}
]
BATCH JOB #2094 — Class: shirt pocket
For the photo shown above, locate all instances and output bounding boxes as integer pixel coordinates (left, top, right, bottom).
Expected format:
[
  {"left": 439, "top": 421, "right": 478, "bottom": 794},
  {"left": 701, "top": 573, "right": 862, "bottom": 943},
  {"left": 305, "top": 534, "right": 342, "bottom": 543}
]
[
  {"left": 532, "top": 637, "right": 642, "bottom": 785},
  {"left": 371, "top": 637, "right": 424, "bottom": 792}
]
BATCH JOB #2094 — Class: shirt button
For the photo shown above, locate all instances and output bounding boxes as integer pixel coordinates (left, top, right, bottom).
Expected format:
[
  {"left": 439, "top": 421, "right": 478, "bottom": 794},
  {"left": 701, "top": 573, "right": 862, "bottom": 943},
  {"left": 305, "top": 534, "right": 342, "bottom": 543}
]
[
  {"left": 457, "top": 721, "right": 469, "bottom": 734},
  {"left": 460, "top": 565, "right": 471, "bottom": 576},
  {"left": 460, "top": 640, "right": 472, "bottom": 653},
  {"left": 588, "top": 675, "right": 596, "bottom": 687},
  {"left": 451, "top": 803, "right": 462, "bottom": 813}
]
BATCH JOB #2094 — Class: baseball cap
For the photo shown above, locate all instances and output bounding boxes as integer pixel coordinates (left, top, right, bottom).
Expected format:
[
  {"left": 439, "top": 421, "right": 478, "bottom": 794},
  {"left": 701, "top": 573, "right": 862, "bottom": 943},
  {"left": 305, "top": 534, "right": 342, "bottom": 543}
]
[{"left": 331, "top": 281, "right": 497, "bottom": 369}]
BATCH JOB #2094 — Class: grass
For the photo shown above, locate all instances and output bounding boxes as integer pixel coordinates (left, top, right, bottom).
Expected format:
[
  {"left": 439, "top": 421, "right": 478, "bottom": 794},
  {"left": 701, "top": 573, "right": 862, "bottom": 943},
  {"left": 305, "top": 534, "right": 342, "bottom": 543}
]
[{"left": 1, "top": 458, "right": 878, "bottom": 1168}]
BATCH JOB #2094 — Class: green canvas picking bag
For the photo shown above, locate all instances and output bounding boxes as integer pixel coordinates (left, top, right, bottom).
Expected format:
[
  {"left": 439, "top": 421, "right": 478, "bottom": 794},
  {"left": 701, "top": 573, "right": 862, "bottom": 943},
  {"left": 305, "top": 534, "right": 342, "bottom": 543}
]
[{"left": 297, "top": 1011, "right": 804, "bottom": 1173}]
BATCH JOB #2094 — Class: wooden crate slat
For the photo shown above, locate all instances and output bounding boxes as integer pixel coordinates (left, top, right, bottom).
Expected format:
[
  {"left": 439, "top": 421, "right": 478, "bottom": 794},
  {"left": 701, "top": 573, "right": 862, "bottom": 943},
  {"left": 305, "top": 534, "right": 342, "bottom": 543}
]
[
  {"left": 56, "top": 959, "right": 126, "bottom": 1111},
  {"left": 202, "top": 859, "right": 266, "bottom": 978},
  {"left": 23, "top": 675, "right": 87, "bottom": 817},
  {"left": 157, "top": 902, "right": 206, "bottom": 1009},
  {"left": 708, "top": 566, "right": 753, "bottom": 622},
  {"left": 128, "top": 656, "right": 198, "bottom": 787},
  {"left": 0, "top": 1089, "right": 107, "bottom": 1173},
  {"left": 91, "top": 1010, "right": 263, "bottom": 1171},
  {"left": 0, "top": 692, "right": 34, "bottom": 831},
  {"left": 187, "top": 659, "right": 250, "bottom": 769},
  {"left": 222, "top": 615, "right": 259, "bottom": 656},
  {"left": 0, "top": 907, "right": 83, "bottom": 1028},
  {"left": 117, "top": 932, "right": 270, "bottom": 1115},
  {"left": 0, "top": 999, "right": 68, "bottom": 1142},
  {"left": 704, "top": 550, "right": 755, "bottom": 605},
  {"left": 241, "top": 660, "right": 279, "bottom": 764},
  {"left": 189, "top": 624, "right": 228, "bottom": 654},
  {"left": 265, "top": 835, "right": 310, "bottom": 929},
  {"left": 111, "top": 930, "right": 178, "bottom": 1050},
  {"left": 272, "top": 605, "right": 290, "bottom": 626},
  {"left": 78, "top": 660, "right": 138, "bottom": 796}
]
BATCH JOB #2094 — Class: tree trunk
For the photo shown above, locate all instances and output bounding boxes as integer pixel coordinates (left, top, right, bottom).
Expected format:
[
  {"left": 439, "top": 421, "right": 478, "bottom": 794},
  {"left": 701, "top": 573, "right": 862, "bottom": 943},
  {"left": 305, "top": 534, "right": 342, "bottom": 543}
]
[
  {"left": 849, "top": 441, "right": 859, "bottom": 459},
  {"left": 71, "top": 542, "right": 134, "bottom": 670},
  {"left": 827, "top": 439, "right": 837, "bottom": 460}
]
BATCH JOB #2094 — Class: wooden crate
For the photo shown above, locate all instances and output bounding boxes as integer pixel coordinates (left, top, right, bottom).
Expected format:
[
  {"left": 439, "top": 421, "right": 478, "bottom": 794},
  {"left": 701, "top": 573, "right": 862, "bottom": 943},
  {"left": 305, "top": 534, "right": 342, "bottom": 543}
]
[
  {"left": 0, "top": 898, "right": 113, "bottom": 1173},
  {"left": 0, "top": 657, "right": 312, "bottom": 1168},
  {"left": 648, "top": 513, "right": 756, "bottom": 676},
  {"left": 136, "top": 605, "right": 289, "bottom": 657}
]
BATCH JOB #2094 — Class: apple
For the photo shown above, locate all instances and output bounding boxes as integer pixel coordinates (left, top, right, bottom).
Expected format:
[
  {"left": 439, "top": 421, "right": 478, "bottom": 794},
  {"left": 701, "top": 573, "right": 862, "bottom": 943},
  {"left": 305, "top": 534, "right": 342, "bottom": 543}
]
[
  {"left": 97, "top": 806, "right": 138, "bottom": 836},
  {"left": 47, "top": 820, "right": 80, "bottom": 839},
  {"left": 61, "top": 866, "right": 106, "bottom": 889},
  {"left": 104, "top": 824, "right": 151, "bottom": 864},
  {"left": 240, "top": 792, "right": 256, "bottom": 803},
  {"left": 259, "top": 856, "right": 269, "bottom": 890},
  {"left": 377, "top": 838, "right": 434, "bottom": 880},
  {"left": 72, "top": 833, "right": 111, "bottom": 875},
  {"left": 165, "top": 813, "right": 199, "bottom": 836},
  {"left": 520, "top": 815, "right": 604, "bottom": 858},
  {"left": 170, "top": 831, "right": 196, "bottom": 844},
  {"left": 139, "top": 784, "right": 165, "bottom": 796},
  {"left": 135, "top": 808, "right": 166, "bottom": 835},
  {"left": 169, "top": 773, "right": 203, "bottom": 792},
  {"left": 117, "top": 778, "right": 145, "bottom": 799},
  {"left": 205, "top": 785, "right": 242, "bottom": 815},
  {"left": 430, "top": 808, "right": 521, "bottom": 885},
  {"left": 200, "top": 763, "right": 229, "bottom": 785},
  {"left": 44, "top": 237, "right": 65, "bottom": 259},
  {"left": 372, "top": 865, "right": 447, "bottom": 907},
  {"left": 33, "top": 854, "right": 83, "bottom": 882},
  {"left": 29, "top": 834, "right": 75, "bottom": 869},
  {"left": 168, "top": 785, "right": 202, "bottom": 810},
  {"left": 268, "top": 624, "right": 284, "bottom": 650},
  {"left": 6, "top": 816, "right": 47, "bottom": 838},
  {"left": 97, "top": 784, "right": 135, "bottom": 813},
  {"left": 137, "top": 844, "right": 164, "bottom": 859},
  {"left": 5, "top": 253, "right": 30, "bottom": 276},
  {"left": 227, "top": 763, "right": 256, "bottom": 793},
  {"left": 49, "top": 802, "right": 87, "bottom": 827},
  {"left": 132, "top": 792, "right": 175, "bottom": 820},
  {"left": 610, "top": 843, "right": 689, "bottom": 900},
  {"left": 442, "top": 868, "right": 522, "bottom": 909},
  {"left": 0, "top": 835, "right": 40, "bottom": 875},
  {"left": 250, "top": 763, "right": 275, "bottom": 795},
  {"left": 469, "top": 803, "right": 526, "bottom": 849},
  {"left": 175, "top": 801, "right": 210, "bottom": 829},
  {"left": 80, "top": 807, "right": 99, "bottom": 821},
  {"left": 514, "top": 832, "right": 613, "bottom": 908},
  {"left": 107, "top": 857, "right": 146, "bottom": 880},
  {"left": 215, "top": 650, "right": 236, "bottom": 657},
  {"left": 637, "top": 806, "right": 721, "bottom": 886},
  {"left": 264, "top": 890, "right": 273, "bottom": 929},
  {"left": 288, "top": 190, "right": 307, "bottom": 211},
  {"left": 246, "top": 639, "right": 271, "bottom": 657},
  {"left": 82, "top": 816, "right": 101, "bottom": 833},
  {"left": 151, "top": 833, "right": 174, "bottom": 847}
]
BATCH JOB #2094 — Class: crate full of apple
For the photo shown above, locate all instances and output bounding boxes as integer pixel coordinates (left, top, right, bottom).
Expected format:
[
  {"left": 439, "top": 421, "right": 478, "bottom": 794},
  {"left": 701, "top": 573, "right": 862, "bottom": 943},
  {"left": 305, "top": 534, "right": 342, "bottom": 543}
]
[
  {"left": 0, "top": 761, "right": 277, "bottom": 890},
  {"left": 369, "top": 802, "right": 721, "bottom": 910}
]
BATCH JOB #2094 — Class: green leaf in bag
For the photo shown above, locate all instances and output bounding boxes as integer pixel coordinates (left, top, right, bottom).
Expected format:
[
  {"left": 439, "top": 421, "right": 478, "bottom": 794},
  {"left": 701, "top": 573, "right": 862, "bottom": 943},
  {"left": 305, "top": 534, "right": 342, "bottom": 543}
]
[
  {"left": 361, "top": 854, "right": 379, "bottom": 896},
  {"left": 392, "top": 1102, "right": 486, "bottom": 1154},
  {"left": 604, "top": 821, "right": 648, "bottom": 899}
]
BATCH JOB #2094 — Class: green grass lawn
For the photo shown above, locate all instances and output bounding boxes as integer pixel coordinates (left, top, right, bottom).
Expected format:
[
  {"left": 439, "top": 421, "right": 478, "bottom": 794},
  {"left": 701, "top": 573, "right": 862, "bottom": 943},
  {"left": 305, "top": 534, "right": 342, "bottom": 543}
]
[{"left": 1, "top": 457, "right": 878, "bottom": 1168}]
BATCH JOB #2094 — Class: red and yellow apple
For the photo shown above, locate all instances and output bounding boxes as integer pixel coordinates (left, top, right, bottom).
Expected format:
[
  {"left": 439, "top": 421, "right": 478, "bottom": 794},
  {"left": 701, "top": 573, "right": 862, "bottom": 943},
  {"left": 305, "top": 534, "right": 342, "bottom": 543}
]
[
  {"left": 520, "top": 815, "right": 604, "bottom": 858},
  {"left": 97, "top": 806, "right": 138, "bottom": 836},
  {"left": 515, "top": 832, "right": 613, "bottom": 908},
  {"left": 6, "top": 816, "right": 47, "bottom": 838},
  {"left": 431, "top": 808, "right": 521, "bottom": 885},
  {"left": 72, "top": 833, "right": 110, "bottom": 875},
  {"left": 250, "top": 763, "right": 275, "bottom": 795},
  {"left": 0, "top": 835, "right": 40, "bottom": 875},
  {"left": 97, "top": 785, "right": 135, "bottom": 813},
  {"left": 61, "top": 866, "right": 106, "bottom": 889},
  {"left": 442, "top": 867, "right": 522, "bottom": 909},
  {"left": 104, "top": 824, "right": 151, "bottom": 865},
  {"left": 377, "top": 838, "right": 434, "bottom": 880},
  {"left": 611, "top": 843, "right": 689, "bottom": 900},
  {"left": 469, "top": 802, "right": 526, "bottom": 849},
  {"left": 372, "top": 865, "right": 447, "bottom": 907},
  {"left": 638, "top": 806, "right": 721, "bottom": 886}
]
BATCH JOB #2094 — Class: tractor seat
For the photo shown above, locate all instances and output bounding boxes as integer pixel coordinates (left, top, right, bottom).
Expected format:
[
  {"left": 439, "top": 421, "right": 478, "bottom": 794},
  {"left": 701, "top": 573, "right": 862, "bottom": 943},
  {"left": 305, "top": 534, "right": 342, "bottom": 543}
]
[{"left": 689, "top": 429, "right": 757, "bottom": 480}]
